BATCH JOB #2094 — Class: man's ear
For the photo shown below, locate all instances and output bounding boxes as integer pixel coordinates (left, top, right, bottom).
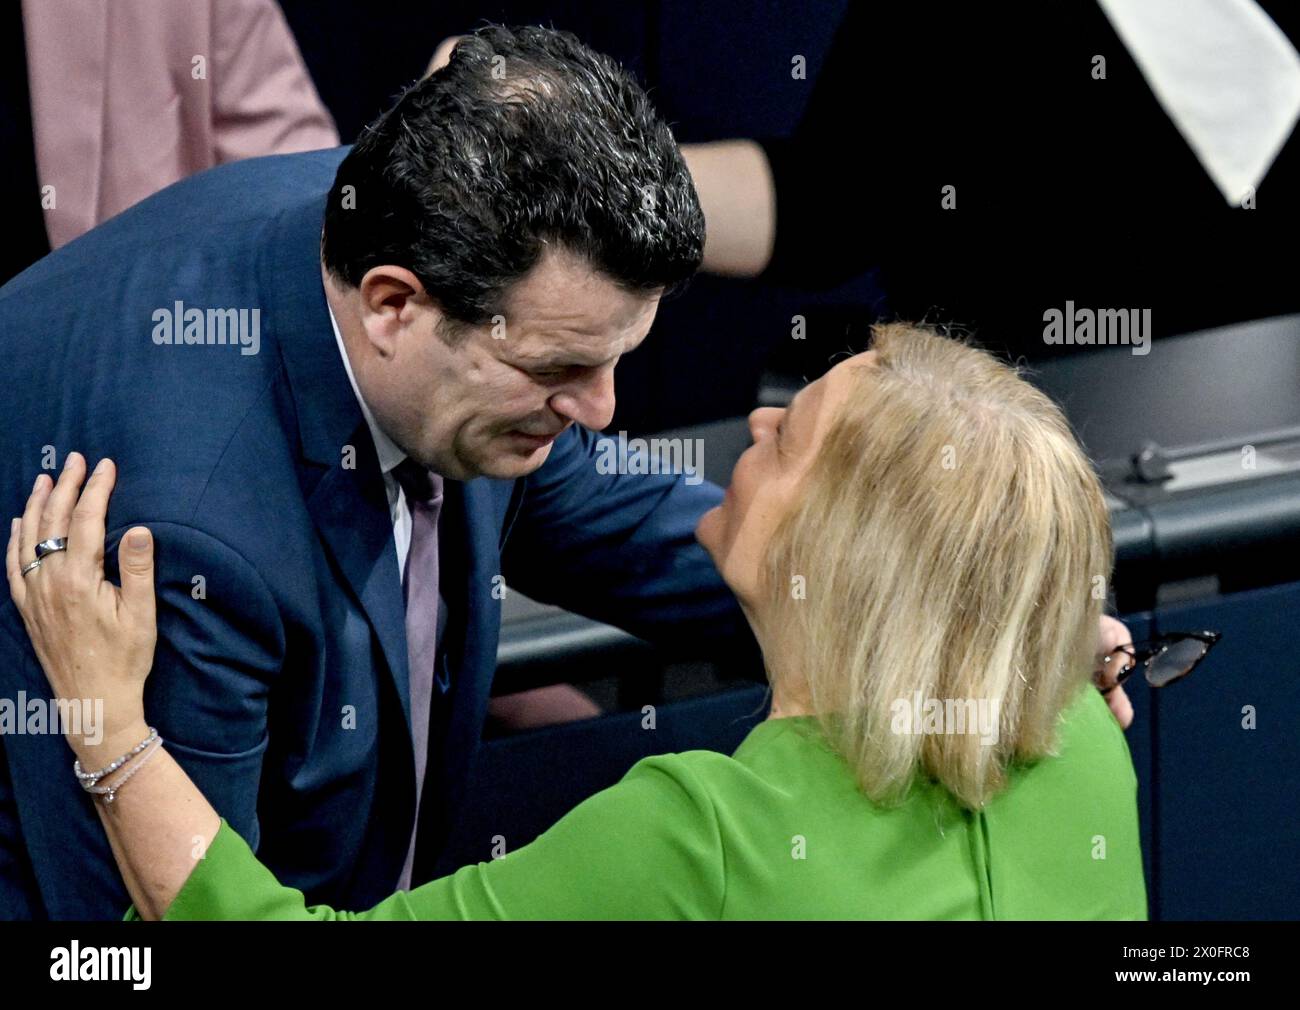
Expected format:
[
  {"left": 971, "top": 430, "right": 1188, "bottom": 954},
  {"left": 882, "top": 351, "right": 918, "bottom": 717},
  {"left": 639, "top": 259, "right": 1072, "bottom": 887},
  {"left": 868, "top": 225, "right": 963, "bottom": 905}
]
[{"left": 357, "top": 266, "right": 430, "bottom": 355}]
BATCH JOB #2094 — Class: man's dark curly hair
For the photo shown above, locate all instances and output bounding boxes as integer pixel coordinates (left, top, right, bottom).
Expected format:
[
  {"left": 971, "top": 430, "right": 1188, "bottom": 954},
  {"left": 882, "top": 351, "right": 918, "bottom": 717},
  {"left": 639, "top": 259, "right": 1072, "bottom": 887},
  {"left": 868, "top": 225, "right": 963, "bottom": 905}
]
[{"left": 321, "top": 24, "right": 705, "bottom": 333}]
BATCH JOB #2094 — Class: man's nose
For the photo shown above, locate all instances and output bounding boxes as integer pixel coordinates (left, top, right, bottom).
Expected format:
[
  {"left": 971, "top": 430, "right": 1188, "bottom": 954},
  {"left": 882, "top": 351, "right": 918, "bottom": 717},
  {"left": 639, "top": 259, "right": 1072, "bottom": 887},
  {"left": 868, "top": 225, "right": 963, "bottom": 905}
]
[{"left": 550, "top": 367, "right": 617, "bottom": 431}]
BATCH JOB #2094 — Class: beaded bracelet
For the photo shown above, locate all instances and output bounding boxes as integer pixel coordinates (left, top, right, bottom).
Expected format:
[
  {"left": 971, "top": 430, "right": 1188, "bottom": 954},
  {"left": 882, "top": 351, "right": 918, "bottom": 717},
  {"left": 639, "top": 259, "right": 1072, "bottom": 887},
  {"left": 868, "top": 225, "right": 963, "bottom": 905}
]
[
  {"left": 83, "top": 736, "right": 165, "bottom": 805},
  {"left": 74, "top": 727, "right": 159, "bottom": 786}
]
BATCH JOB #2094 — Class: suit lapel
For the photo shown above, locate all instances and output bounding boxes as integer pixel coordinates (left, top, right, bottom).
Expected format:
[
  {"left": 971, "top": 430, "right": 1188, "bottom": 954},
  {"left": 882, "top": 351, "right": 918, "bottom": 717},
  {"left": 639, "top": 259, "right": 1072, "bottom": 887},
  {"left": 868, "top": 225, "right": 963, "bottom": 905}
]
[
  {"left": 266, "top": 193, "right": 415, "bottom": 753},
  {"left": 305, "top": 431, "right": 413, "bottom": 736}
]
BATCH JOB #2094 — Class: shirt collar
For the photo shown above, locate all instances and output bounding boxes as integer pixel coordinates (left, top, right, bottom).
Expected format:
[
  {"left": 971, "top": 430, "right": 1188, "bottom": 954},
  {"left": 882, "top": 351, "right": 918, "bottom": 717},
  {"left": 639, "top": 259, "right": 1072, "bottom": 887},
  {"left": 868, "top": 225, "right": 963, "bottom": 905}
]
[{"left": 326, "top": 298, "right": 407, "bottom": 477}]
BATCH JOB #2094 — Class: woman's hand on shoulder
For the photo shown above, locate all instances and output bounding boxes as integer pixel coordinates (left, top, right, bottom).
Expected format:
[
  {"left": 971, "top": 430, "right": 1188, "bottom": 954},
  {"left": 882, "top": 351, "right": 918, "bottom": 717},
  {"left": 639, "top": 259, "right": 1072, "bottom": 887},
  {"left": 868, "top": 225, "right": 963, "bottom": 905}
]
[{"left": 6, "top": 452, "right": 158, "bottom": 760}]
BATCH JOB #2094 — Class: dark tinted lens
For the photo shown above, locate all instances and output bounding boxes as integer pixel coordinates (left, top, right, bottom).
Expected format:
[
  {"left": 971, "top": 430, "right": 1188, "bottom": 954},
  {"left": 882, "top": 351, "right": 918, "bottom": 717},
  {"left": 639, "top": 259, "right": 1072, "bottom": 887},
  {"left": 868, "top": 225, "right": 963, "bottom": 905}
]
[{"left": 1147, "top": 639, "right": 1207, "bottom": 685}]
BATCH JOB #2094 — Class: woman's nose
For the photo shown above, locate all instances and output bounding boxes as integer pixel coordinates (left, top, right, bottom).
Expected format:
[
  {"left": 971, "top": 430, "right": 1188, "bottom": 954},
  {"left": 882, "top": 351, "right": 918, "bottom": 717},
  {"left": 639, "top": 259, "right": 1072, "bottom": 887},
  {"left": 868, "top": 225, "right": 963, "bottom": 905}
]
[{"left": 748, "top": 406, "right": 782, "bottom": 441}]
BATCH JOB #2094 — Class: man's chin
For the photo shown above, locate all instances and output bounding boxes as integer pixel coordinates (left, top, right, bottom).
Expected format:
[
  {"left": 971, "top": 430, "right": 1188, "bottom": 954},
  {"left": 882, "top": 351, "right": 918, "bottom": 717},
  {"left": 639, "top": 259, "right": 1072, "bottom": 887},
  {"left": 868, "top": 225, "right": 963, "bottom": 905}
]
[{"left": 478, "top": 440, "right": 555, "bottom": 478}]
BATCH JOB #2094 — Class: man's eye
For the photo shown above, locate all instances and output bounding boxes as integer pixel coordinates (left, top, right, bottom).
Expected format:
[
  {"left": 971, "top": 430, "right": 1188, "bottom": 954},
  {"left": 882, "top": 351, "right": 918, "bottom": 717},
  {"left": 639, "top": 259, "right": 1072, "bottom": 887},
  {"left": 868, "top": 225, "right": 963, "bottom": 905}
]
[{"left": 521, "top": 364, "right": 566, "bottom": 379}]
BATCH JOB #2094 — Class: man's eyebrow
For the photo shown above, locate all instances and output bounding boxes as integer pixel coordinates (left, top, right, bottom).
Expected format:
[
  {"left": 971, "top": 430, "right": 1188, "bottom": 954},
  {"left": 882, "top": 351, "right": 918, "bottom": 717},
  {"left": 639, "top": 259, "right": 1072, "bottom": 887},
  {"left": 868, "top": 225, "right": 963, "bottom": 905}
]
[
  {"left": 517, "top": 353, "right": 612, "bottom": 370},
  {"left": 515, "top": 334, "right": 644, "bottom": 371},
  {"left": 525, "top": 353, "right": 611, "bottom": 369}
]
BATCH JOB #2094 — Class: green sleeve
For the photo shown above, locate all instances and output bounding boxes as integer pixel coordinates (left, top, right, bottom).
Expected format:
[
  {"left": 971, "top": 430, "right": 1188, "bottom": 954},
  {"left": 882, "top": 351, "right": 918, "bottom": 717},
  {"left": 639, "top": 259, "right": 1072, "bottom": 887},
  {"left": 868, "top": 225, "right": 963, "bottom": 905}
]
[{"left": 133, "top": 753, "right": 726, "bottom": 921}]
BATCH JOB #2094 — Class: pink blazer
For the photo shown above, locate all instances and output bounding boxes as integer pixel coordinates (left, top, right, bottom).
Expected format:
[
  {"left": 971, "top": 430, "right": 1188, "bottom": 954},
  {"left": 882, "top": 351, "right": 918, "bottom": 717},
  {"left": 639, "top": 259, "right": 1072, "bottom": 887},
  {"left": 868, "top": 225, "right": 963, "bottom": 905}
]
[{"left": 23, "top": 0, "right": 340, "bottom": 249}]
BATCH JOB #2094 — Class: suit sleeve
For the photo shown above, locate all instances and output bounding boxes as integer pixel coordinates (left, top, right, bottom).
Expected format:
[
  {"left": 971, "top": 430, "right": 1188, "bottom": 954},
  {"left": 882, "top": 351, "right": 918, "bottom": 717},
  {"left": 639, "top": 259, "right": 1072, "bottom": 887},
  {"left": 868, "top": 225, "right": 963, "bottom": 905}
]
[
  {"left": 149, "top": 754, "right": 726, "bottom": 921},
  {"left": 499, "top": 424, "right": 757, "bottom": 662},
  {"left": 0, "top": 521, "right": 283, "bottom": 919},
  {"left": 128, "top": 522, "right": 283, "bottom": 838}
]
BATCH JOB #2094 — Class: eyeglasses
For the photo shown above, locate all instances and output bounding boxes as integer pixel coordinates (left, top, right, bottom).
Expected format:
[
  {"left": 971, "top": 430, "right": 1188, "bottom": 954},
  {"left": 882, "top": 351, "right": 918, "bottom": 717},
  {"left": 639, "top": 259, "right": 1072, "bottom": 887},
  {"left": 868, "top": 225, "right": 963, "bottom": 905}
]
[{"left": 1100, "top": 630, "right": 1222, "bottom": 693}]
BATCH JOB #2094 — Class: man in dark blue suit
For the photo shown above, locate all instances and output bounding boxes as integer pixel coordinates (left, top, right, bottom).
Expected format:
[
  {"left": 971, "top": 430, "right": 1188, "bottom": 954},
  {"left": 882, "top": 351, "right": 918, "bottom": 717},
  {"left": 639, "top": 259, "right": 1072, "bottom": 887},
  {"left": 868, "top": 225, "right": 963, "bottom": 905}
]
[{"left": 0, "top": 26, "right": 751, "bottom": 918}]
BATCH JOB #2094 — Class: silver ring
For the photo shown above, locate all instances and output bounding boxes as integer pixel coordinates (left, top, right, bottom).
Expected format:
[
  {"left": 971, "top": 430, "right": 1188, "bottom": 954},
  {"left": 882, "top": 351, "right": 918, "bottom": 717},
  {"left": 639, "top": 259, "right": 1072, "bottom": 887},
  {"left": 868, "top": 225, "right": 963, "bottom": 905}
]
[
  {"left": 20, "top": 559, "right": 42, "bottom": 577},
  {"left": 34, "top": 537, "right": 68, "bottom": 560}
]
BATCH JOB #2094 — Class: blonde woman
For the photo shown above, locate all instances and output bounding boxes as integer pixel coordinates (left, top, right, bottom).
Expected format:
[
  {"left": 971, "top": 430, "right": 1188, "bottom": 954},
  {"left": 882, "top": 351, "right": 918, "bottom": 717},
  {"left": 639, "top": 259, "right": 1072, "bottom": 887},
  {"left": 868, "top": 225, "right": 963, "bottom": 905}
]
[{"left": 7, "top": 324, "right": 1145, "bottom": 920}]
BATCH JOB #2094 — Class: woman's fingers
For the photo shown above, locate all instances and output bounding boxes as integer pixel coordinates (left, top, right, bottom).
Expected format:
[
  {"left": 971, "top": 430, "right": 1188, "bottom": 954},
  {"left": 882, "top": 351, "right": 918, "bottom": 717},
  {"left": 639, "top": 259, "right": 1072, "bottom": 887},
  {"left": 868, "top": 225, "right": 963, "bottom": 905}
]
[
  {"left": 1104, "top": 682, "right": 1135, "bottom": 729},
  {"left": 5, "top": 516, "right": 24, "bottom": 607},
  {"left": 1093, "top": 614, "right": 1136, "bottom": 728},
  {"left": 15, "top": 453, "right": 119, "bottom": 599},
  {"left": 1095, "top": 648, "right": 1131, "bottom": 690},
  {"left": 18, "top": 470, "right": 54, "bottom": 565},
  {"left": 1094, "top": 614, "right": 1133, "bottom": 689},
  {"left": 68, "top": 457, "right": 115, "bottom": 568},
  {"left": 117, "top": 528, "right": 156, "bottom": 626},
  {"left": 38, "top": 451, "right": 87, "bottom": 546}
]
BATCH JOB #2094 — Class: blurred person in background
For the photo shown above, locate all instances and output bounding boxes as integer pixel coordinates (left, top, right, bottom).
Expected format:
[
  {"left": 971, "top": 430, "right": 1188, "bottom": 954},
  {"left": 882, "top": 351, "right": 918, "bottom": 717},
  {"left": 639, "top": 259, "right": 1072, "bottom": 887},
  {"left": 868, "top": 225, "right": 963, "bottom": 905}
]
[{"left": 2, "top": 0, "right": 339, "bottom": 285}]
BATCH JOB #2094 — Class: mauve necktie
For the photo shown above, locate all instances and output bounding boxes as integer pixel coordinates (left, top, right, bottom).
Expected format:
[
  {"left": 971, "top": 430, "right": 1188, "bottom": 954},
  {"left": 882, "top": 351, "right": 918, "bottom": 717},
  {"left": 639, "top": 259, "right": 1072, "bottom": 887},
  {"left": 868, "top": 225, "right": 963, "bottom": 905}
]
[{"left": 392, "top": 458, "right": 444, "bottom": 890}]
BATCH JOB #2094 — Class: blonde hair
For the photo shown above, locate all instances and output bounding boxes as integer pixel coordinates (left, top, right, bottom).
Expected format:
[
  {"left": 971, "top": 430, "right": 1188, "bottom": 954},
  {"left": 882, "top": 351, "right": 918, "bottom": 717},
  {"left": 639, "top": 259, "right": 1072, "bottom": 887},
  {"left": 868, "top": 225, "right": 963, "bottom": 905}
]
[{"left": 762, "top": 323, "right": 1113, "bottom": 810}]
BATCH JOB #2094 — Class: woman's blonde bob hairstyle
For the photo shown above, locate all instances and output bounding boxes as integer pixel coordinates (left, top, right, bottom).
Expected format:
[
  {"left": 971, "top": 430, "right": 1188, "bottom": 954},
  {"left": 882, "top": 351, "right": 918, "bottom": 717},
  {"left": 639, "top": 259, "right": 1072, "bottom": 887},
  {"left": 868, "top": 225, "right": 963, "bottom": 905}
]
[{"left": 762, "top": 322, "right": 1114, "bottom": 810}]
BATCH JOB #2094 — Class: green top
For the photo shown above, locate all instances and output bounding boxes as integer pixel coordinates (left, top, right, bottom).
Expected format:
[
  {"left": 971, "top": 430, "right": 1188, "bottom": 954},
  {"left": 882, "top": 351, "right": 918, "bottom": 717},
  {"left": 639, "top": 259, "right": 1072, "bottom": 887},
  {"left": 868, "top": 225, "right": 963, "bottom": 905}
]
[{"left": 130, "top": 685, "right": 1146, "bottom": 920}]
